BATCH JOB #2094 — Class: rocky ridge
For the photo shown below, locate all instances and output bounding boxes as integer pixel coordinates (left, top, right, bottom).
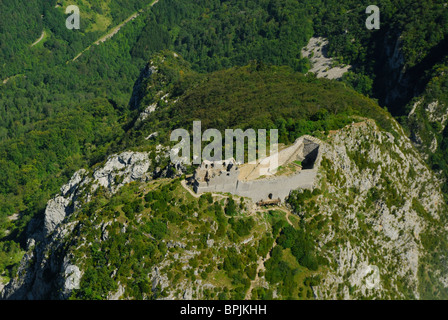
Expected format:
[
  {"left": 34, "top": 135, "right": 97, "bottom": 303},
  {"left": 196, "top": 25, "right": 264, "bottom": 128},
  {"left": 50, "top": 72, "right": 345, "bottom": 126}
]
[
  {"left": 2, "top": 118, "right": 447, "bottom": 300},
  {"left": 311, "top": 119, "right": 446, "bottom": 299},
  {"left": 0, "top": 151, "right": 155, "bottom": 299}
]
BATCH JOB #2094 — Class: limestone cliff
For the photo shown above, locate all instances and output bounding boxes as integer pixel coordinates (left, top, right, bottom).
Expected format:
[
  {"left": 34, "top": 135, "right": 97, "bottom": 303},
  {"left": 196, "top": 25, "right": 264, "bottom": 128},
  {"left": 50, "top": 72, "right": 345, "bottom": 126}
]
[
  {"left": 309, "top": 119, "right": 446, "bottom": 299},
  {"left": 2, "top": 50, "right": 448, "bottom": 300},
  {"left": 2, "top": 117, "right": 446, "bottom": 300},
  {"left": 0, "top": 151, "right": 154, "bottom": 299}
]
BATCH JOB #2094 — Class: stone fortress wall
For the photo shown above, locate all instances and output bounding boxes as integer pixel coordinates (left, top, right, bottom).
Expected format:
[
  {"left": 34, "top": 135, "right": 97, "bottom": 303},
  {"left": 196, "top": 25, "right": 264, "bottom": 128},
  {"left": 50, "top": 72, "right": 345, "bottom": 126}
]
[{"left": 192, "top": 135, "right": 322, "bottom": 203}]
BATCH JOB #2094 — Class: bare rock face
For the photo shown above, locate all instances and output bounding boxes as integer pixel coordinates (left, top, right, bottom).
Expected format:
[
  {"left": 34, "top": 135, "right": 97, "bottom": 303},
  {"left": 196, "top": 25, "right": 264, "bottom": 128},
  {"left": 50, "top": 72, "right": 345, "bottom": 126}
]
[
  {"left": 1, "top": 151, "right": 152, "bottom": 300},
  {"left": 62, "top": 263, "right": 82, "bottom": 297},
  {"left": 139, "top": 103, "right": 157, "bottom": 121},
  {"left": 301, "top": 37, "right": 351, "bottom": 80},
  {"left": 312, "top": 119, "right": 446, "bottom": 299},
  {"left": 61, "top": 169, "right": 87, "bottom": 197},
  {"left": 92, "top": 152, "right": 151, "bottom": 193},
  {"left": 44, "top": 169, "right": 90, "bottom": 236},
  {"left": 108, "top": 283, "right": 125, "bottom": 300},
  {"left": 44, "top": 196, "right": 71, "bottom": 236}
]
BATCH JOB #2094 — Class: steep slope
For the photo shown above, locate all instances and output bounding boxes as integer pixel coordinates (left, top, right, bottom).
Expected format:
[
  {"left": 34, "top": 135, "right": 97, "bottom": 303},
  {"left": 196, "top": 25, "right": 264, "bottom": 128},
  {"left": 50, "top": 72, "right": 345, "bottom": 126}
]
[
  {"left": 2, "top": 55, "right": 447, "bottom": 300},
  {"left": 120, "top": 51, "right": 395, "bottom": 151},
  {"left": 404, "top": 60, "right": 448, "bottom": 196},
  {"left": 304, "top": 119, "right": 447, "bottom": 299},
  {"left": 4, "top": 1, "right": 448, "bottom": 289},
  {"left": 2, "top": 119, "right": 446, "bottom": 300},
  {"left": 310, "top": 1, "right": 448, "bottom": 198}
]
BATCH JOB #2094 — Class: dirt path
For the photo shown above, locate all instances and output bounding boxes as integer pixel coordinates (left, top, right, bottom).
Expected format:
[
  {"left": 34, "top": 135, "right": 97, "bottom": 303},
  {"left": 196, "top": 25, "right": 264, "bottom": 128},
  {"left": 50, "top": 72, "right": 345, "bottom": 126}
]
[
  {"left": 281, "top": 207, "right": 295, "bottom": 226},
  {"left": 256, "top": 206, "right": 294, "bottom": 227},
  {"left": 180, "top": 179, "right": 295, "bottom": 300},
  {"left": 245, "top": 241, "right": 277, "bottom": 300},
  {"left": 245, "top": 206, "right": 296, "bottom": 299},
  {"left": 93, "top": 12, "right": 139, "bottom": 46},
  {"left": 31, "top": 31, "right": 46, "bottom": 47},
  {"left": 72, "top": 0, "right": 160, "bottom": 62},
  {"left": 181, "top": 179, "right": 201, "bottom": 198},
  {"left": 180, "top": 179, "right": 228, "bottom": 201}
]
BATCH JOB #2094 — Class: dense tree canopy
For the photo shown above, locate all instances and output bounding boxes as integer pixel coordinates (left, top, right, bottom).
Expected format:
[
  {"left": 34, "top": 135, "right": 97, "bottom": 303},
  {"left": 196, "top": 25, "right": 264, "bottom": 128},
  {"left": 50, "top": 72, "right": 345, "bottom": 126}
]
[{"left": 1, "top": 0, "right": 448, "bottom": 293}]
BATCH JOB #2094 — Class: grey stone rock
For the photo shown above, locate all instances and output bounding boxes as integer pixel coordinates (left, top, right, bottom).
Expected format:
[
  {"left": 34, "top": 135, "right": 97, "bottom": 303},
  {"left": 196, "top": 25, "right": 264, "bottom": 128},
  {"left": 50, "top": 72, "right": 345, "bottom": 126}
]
[
  {"left": 61, "top": 169, "right": 87, "bottom": 196},
  {"left": 92, "top": 152, "right": 151, "bottom": 193},
  {"left": 44, "top": 196, "right": 70, "bottom": 236},
  {"left": 2, "top": 151, "right": 152, "bottom": 300},
  {"left": 108, "top": 283, "right": 125, "bottom": 300},
  {"left": 63, "top": 264, "right": 81, "bottom": 294}
]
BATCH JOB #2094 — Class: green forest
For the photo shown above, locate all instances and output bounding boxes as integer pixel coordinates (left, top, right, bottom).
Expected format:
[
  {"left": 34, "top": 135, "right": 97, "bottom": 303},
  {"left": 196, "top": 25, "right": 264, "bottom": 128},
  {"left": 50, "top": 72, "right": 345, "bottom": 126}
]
[{"left": 1, "top": 0, "right": 448, "bottom": 298}]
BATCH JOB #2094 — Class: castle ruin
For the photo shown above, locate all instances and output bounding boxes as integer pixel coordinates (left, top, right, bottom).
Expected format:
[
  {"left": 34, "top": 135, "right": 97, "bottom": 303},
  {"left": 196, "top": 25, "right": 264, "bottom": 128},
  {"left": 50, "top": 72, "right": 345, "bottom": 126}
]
[{"left": 192, "top": 135, "right": 322, "bottom": 203}]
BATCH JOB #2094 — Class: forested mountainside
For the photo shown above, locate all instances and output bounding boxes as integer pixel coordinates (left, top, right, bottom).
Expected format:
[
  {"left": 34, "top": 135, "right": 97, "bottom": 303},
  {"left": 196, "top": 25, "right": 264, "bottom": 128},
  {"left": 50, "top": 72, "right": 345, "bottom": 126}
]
[
  {"left": 1, "top": 0, "right": 448, "bottom": 300},
  {"left": 2, "top": 53, "right": 448, "bottom": 300}
]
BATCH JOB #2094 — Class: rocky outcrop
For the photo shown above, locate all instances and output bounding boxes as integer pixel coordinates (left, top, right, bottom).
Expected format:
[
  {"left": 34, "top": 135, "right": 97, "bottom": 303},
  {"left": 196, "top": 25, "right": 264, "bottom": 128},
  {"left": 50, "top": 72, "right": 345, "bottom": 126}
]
[
  {"left": 301, "top": 37, "right": 351, "bottom": 80},
  {"left": 63, "top": 263, "right": 82, "bottom": 296},
  {"left": 44, "top": 196, "right": 71, "bottom": 236},
  {"left": 2, "top": 117, "right": 446, "bottom": 300},
  {"left": 91, "top": 151, "right": 152, "bottom": 194},
  {"left": 1, "top": 151, "right": 153, "bottom": 300},
  {"left": 130, "top": 51, "right": 185, "bottom": 118},
  {"left": 43, "top": 169, "right": 89, "bottom": 236},
  {"left": 312, "top": 119, "right": 446, "bottom": 299},
  {"left": 41, "top": 152, "right": 151, "bottom": 238},
  {"left": 408, "top": 98, "right": 448, "bottom": 157}
]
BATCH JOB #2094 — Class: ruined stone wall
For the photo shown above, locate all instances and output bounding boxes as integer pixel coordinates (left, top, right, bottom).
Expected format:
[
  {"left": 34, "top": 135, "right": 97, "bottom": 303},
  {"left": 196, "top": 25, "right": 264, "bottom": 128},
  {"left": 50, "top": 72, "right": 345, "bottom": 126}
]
[
  {"left": 194, "top": 169, "right": 239, "bottom": 194},
  {"left": 246, "top": 137, "right": 304, "bottom": 179},
  {"left": 235, "top": 170, "right": 318, "bottom": 202},
  {"left": 192, "top": 135, "right": 323, "bottom": 202}
]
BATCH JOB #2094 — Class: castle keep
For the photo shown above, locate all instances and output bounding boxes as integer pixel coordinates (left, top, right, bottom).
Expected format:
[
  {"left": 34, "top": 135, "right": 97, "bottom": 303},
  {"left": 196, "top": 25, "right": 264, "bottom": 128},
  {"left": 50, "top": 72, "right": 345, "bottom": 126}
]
[{"left": 192, "top": 136, "right": 322, "bottom": 203}]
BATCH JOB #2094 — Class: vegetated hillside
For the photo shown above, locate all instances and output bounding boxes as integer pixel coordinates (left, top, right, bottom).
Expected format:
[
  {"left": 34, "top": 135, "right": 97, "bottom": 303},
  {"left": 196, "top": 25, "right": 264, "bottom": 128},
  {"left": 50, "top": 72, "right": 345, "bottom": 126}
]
[
  {"left": 312, "top": 0, "right": 448, "bottom": 107},
  {"left": 119, "top": 51, "right": 394, "bottom": 152},
  {"left": 134, "top": 0, "right": 314, "bottom": 73},
  {"left": 0, "top": 0, "right": 320, "bottom": 275},
  {"left": 312, "top": 119, "right": 448, "bottom": 299},
  {"left": 0, "top": 0, "right": 156, "bottom": 79},
  {"left": 2, "top": 55, "right": 447, "bottom": 300},
  {"left": 2, "top": 0, "right": 448, "bottom": 299},
  {"left": 309, "top": 0, "right": 448, "bottom": 196},
  {"left": 401, "top": 59, "right": 448, "bottom": 197},
  {"left": 0, "top": 0, "right": 163, "bottom": 274}
]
